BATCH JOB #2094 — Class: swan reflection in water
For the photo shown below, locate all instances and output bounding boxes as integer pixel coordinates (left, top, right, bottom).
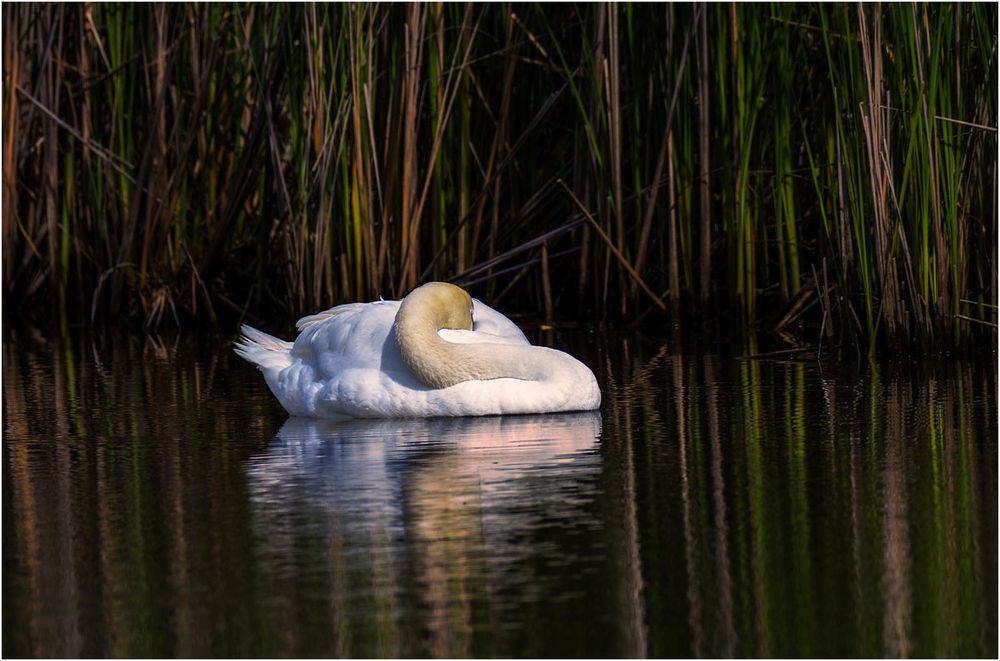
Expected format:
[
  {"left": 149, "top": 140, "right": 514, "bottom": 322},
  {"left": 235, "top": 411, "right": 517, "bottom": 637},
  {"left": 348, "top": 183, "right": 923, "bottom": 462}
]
[{"left": 242, "top": 412, "right": 639, "bottom": 658}]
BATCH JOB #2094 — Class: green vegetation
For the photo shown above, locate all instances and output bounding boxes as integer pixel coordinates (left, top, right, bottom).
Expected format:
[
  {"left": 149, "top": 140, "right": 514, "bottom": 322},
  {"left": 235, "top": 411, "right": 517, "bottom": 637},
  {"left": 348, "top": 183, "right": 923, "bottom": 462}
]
[{"left": 3, "top": 4, "right": 996, "bottom": 349}]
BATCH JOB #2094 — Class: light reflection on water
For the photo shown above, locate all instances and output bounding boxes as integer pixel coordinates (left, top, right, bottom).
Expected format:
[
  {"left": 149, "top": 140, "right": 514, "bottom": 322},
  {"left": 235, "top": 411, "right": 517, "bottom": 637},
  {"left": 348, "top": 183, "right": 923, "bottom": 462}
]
[
  {"left": 2, "top": 328, "right": 997, "bottom": 657},
  {"left": 244, "top": 414, "right": 632, "bottom": 658}
]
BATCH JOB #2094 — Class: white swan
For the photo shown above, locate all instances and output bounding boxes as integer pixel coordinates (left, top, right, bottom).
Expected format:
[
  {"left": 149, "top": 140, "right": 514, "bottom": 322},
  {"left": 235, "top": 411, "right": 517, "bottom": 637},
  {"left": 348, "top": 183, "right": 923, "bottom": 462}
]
[{"left": 234, "top": 282, "right": 601, "bottom": 418}]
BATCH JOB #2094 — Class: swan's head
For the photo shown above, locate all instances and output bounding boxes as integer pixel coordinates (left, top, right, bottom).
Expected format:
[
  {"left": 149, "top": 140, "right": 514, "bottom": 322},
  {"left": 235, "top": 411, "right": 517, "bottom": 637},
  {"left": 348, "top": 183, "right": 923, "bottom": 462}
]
[
  {"left": 393, "top": 282, "right": 476, "bottom": 389},
  {"left": 399, "top": 281, "right": 474, "bottom": 331}
]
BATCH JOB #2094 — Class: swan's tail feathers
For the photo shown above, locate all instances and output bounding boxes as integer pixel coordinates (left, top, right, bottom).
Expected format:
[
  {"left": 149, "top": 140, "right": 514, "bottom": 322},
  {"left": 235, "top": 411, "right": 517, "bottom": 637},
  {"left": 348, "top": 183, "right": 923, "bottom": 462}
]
[{"left": 234, "top": 325, "right": 293, "bottom": 371}]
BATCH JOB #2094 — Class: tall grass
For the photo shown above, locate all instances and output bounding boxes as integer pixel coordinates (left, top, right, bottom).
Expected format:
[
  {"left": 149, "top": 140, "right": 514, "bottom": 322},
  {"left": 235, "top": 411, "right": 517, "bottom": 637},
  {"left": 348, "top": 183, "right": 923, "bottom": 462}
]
[{"left": 3, "top": 3, "right": 996, "bottom": 349}]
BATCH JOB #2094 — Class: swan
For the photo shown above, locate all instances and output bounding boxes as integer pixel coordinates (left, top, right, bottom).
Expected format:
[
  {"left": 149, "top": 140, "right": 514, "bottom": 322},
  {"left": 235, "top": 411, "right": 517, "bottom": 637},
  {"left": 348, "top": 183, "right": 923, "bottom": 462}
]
[{"left": 234, "top": 282, "right": 601, "bottom": 418}]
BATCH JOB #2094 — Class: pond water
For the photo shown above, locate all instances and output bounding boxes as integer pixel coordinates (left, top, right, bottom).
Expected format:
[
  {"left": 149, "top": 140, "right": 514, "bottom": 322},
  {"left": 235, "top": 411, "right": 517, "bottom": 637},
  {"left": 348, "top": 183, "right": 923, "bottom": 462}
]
[{"left": 3, "top": 325, "right": 997, "bottom": 657}]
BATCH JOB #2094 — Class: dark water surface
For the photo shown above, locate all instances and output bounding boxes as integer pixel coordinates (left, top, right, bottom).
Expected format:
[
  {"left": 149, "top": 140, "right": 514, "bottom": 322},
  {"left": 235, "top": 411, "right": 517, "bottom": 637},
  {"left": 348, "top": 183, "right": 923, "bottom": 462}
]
[{"left": 3, "top": 327, "right": 997, "bottom": 658}]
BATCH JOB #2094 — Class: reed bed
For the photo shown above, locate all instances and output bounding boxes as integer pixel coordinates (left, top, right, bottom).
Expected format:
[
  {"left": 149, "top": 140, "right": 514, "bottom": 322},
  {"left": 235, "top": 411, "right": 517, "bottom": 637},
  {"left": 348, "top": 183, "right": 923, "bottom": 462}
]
[{"left": 3, "top": 3, "right": 996, "bottom": 349}]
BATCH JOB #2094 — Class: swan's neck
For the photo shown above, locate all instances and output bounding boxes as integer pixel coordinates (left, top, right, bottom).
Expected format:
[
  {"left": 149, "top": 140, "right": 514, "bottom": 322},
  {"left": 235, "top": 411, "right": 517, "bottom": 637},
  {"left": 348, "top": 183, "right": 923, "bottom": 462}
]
[{"left": 394, "top": 304, "right": 545, "bottom": 389}]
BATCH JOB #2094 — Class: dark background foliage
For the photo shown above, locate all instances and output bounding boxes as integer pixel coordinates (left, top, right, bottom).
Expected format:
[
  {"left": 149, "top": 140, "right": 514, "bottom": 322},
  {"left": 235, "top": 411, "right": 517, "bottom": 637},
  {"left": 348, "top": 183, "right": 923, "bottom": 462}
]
[{"left": 3, "top": 3, "right": 996, "bottom": 349}]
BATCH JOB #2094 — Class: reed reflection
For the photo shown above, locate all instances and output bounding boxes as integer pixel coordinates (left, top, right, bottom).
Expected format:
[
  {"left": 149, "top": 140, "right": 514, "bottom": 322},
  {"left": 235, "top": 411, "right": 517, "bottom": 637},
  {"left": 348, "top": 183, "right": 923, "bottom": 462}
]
[
  {"left": 3, "top": 330, "right": 279, "bottom": 658},
  {"left": 3, "top": 328, "right": 996, "bottom": 658},
  {"left": 595, "top": 334, "right": 996, "bottom": 658}
]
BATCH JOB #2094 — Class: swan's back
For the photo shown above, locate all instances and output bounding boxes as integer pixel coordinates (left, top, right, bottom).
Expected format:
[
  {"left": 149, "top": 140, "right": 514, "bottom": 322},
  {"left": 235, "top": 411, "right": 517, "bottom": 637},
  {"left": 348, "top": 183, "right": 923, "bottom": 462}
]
[
  {"left": 289, "top": 298, "right": 528, "bottom": 377},
  {"left": 235, "top": 292, "right": 599, "bottom": 418},
  {"left": 293, "top": 301, "right": 398, "bottom": 377}
]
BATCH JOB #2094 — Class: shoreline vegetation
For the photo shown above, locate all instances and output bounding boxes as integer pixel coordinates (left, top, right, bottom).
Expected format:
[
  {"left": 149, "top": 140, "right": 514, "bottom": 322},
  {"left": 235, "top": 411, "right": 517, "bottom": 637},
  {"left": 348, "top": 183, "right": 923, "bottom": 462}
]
[{"left": 3, "top": 4, "right": 997, "bottom": 351}]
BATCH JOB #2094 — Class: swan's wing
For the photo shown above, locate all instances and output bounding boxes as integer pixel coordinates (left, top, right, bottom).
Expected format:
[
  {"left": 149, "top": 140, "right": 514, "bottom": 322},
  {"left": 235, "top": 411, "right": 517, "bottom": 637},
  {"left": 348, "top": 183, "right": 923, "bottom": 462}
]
[
  {"left": 469, "top": 299, "right": 529, "bottom": 343},
  {"left": 292, "top": 300, "right": 401, "bottom": 375},
  {"left": 437, "top": 328, "right": 528, "bottom": 346},
  {"left": 297, "top": 302, "right": 370, "bottom": 331}
]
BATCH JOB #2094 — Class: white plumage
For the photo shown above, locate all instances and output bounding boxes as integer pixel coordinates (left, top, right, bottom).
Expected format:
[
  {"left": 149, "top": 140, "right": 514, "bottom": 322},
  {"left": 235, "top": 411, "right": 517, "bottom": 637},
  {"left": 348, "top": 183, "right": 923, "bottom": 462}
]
[{"left": 235, "top": 283, "right": 601, "bottom": 419}]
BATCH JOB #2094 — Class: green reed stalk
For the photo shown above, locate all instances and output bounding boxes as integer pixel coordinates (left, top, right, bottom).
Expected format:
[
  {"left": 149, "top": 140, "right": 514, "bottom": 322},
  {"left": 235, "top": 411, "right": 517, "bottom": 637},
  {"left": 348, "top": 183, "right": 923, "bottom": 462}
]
[{"left": 2, "top": 3, "right": 994, "bottom": 350}]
